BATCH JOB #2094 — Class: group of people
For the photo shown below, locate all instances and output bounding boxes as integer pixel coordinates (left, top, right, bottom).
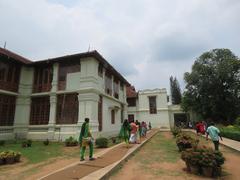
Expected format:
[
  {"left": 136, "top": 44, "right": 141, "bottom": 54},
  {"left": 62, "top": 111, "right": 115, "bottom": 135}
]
[
  {"left": 78, "top": 117, "right": 222, "bottom": 162},
  {"left": 194, "top": 120, "right": 223, "bottom": 151},
  {"left": 119, "top": 119, "right": 152, "bottom": 146},
  {"left": 78, "top": 117, "right": 153, "bottom": 161}
]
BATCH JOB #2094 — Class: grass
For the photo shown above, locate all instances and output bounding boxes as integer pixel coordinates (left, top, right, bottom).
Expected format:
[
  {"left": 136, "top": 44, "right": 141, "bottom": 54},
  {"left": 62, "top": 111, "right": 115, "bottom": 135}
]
[
  {"left": 135, "top": 132, "right": 179, "bottom": 164},
  {"left": 128, "top": 132, "right": 181, "bottom": 177},
  {"left": 0, "top": 141, "right": 79, "bottom": 164}
]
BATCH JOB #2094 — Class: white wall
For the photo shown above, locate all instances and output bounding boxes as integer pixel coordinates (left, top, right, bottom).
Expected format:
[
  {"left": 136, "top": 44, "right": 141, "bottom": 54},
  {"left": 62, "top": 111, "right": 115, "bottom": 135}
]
[{"left": 128, "top": 88, "right": 171, "bottom": 128}]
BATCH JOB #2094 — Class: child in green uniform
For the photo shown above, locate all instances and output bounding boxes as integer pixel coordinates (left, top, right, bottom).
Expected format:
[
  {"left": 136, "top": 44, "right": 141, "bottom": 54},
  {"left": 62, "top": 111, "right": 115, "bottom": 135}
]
[{"left": 79, "top": 118, "right": 95, "bottom": 161}]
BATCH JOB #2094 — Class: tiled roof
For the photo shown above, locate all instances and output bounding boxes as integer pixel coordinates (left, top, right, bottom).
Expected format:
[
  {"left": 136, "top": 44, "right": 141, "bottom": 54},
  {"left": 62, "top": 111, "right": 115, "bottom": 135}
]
[
  {"left": 0, "top": 47, "right": 32, "bottom": 64},
  {"left": 0, "top": 48, "right": 130, "bottom": 85},
  {"left": 126, "top": 85, "right": 138, "bottom": 98}
]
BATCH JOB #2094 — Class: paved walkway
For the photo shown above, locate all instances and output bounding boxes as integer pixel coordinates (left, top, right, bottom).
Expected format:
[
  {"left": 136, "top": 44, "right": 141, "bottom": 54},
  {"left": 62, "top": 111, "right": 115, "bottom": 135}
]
[
  {"left": 38, "top": 129, "right": 158, "bottom": 180},
  {"left": 188, "top": 129, "right": 240, "bottom": 152}
]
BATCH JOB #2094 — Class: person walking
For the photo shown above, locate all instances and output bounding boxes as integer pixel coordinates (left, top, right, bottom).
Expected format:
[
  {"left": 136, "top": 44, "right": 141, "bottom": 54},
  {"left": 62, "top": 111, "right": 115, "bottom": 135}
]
[
  {"left": 206, "top": 122, "right": 223, "bottom": 151},
  {"left": 129, "top": 120, "right": 138, "bottom": 144},
  {"left": 79, "top": 118, "right": 95, "bottom": 161},
  {"left": 119, "top": 119, "right": 131, "bottom": 147},
  {"left": 148, "top": 122, "right": 152, "bottom": 130}
]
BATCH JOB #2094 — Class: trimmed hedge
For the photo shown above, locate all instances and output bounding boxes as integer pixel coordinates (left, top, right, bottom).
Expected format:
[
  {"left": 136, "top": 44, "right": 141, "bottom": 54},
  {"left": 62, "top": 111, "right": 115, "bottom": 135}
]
[
  {"left": 65, "top": 136, "right": 78, "bottom": 146},
  {"left": 219, "top": 125, "right": 240, "bottom": 142},
  {"left": 95, "top": 137, "right": 108, "bottom": 148}
]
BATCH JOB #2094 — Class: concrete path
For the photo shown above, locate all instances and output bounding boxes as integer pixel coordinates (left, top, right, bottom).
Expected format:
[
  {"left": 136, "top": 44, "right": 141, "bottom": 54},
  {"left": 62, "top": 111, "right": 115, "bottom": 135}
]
[
  {"left": 188, "top": 129, "right": 240, "bottom": 152},
  {"left": 38, "top": 129, "right": 158, "bottom": 180}
]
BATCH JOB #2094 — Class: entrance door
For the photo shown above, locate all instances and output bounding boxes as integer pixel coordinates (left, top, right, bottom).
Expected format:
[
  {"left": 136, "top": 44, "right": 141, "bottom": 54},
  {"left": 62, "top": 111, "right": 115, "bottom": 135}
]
[
  {"left": 174, "top": 113, "right": 189, "bottom": 127},
  {"left": 128, "top": 114, "right": 134, "bottom": 122}
]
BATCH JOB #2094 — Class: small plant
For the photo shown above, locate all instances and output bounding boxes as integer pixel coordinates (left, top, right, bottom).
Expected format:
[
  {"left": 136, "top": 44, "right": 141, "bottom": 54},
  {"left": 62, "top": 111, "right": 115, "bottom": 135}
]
[
  {"left": 95, "top": 137, "right": 108, "bottom": 148},
  {"left": 0, "top": 150, "right": 21, "bottom": 165},
  {"left": 22, "top": 139, "right": 32, "bottom": 148},
  {"left": 176, "top": 133, "right": 199, "bottom": 151},
  {"left": 65, "top": 136, "right": 78, "bottom": 147},
  {"left": 0, "top": 140, "right": 5, "bottom": 146},
  {"left": 171, "top": 126, "right": 182, "bottom": 137},
  {"left": 14, "top": 152, "right": 21, "bottom": 162},
  {"left": 43, "top": 139, "right": 49, "bottom": 146}
]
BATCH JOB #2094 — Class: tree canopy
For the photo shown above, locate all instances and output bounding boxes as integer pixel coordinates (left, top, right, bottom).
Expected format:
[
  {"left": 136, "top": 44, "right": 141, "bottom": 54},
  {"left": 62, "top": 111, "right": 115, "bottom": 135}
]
[
  {"left": 170, "top": 76, "right": 182, "bottom": 104},
  {"left": 181, "top": 49, "right": 240, "bottom": 124}
]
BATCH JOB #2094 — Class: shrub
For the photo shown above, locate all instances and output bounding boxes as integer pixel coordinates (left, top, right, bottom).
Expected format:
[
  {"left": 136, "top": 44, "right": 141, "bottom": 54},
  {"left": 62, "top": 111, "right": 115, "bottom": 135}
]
[
  {"left": 43, "top": 139, "right": 49, "bottom": 146},
  {"left": 22, "top": 139, "right": 32, "bottom": 148},
  {"left": 0, "top": 140, "right": 5, "bottom": 146},
  {"left": 95, "top": 137, "right": 108, "bottom": 148},
  {"left": 0, "top": 150, "right": 21, "bottom": 165},
  {"left": 171, "top": 126, "right": 182, "bottom": 137},
  {"left": 181, "top": 146, "right": 225, "bottom": 177},
  {"left": 65, "top": 136, "right": 78, "bottom": 147},
  {"left": 176, "top": 133, "right": 199, "bottom": 151},
  {"left": 219, "top": 127, "right": 240, "bottom": 141},
  {"left": 235, "top": 117, "right": 240, "bottom": 126}
]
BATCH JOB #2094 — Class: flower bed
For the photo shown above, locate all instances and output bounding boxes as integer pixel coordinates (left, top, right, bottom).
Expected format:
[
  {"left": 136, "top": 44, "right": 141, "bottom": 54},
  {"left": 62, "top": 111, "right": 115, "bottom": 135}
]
[
  {"left": 0, "top": 150, "right": 21, "bottom": 165},
  {"left": 176, "top": 133, "right": 199, "bottom": 152},
  {"left": 181, "top": 146, "right": 225, "bottom": 177}
]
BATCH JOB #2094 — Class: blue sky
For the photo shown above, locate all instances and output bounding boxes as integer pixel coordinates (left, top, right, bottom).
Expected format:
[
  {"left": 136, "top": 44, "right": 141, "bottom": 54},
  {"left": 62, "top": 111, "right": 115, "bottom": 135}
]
[{"left": 0, "top": 0, "right": 240, "bottom": 93}]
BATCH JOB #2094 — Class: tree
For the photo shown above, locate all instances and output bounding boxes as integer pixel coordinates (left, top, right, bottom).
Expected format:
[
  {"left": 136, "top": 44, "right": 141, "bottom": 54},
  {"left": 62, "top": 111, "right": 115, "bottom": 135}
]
[
  {"left": 170, "top": 76, "right": 182, "bottom": 104},
  {"left": 181, "top": 49, "right": 240, "bottom": 124}
]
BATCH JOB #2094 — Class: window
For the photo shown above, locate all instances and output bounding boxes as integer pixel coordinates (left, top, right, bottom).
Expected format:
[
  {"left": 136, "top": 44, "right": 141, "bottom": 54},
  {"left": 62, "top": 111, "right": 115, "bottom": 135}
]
[
  {"left": 58, "top": 61, "right": 80, "bottom": 90},
  {"left": 113, "top": 78, "right": 119, "bottom": 99},
  {"left": 98, "top": 63, "right": 103, "bottom": 77},
  {"left": 33, "top": 65, "right": 53, "bottom": 93},
  {"left": 30, "top": 96, "right": 50, "bottom": 125},
  {"left": 0, "top": 61, "right": 21, "bottom": 92},
  {"left": 149, "top": 96, "right": 157, "bottom": 114},
  {"left": 98, "top": 96, "right": 103, "bottom": 131},
  {"left": 56, "top": 93, "right": 78, "bottom": 124},
  {"left": 127, "top": 98, "right": 136, "bottom": 107},
  {"left": 0, "top": 94, "right": 16, "bottom": 126},
  {"left": 120, "top": 82, "right": 124, "bottom": 91},
  {"left": 105, "top": 71, "right": 112, "bottom": 96},
  {"left": 111, "top": 109, "right": 115, "bottom": 124}
]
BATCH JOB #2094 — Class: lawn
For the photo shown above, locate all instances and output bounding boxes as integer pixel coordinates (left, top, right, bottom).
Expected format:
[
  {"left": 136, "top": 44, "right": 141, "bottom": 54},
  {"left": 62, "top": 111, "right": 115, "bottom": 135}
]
[{"left": 0, "top": 141, "right": 79, "bottom": 164}]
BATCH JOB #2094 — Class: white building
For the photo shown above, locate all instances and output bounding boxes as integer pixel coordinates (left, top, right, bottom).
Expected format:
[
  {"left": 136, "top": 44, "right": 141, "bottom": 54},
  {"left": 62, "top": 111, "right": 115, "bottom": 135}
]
[
  {"left": 126, "top": 86, "right": 188, "bottom": 129},
  {"left": 0, "top": 48, "right": 129, "bottom": 141}
]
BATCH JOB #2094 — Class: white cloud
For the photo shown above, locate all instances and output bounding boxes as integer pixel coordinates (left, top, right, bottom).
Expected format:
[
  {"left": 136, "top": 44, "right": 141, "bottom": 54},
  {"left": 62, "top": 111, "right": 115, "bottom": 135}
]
[{"left": 0, "top": 0, "right": 240, "bottom": 93}]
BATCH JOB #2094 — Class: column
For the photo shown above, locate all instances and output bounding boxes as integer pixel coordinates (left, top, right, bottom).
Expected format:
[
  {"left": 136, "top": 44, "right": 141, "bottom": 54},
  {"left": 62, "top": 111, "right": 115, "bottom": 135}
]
[
  {"left": 111, "top": 75, "right": 114, "bottom": 96},
  {"left": 14, "top": 95, "right": 31, "bottom": 139},
  {"left": 123, "top": 85, "right": 128, "bottom": 119},
  {"left": 14, "top": 66, "right": 33, "bottom": 139},
  {"left": 47, "top": 94, "right": 57, "bottom": 139},
  {"left": 78, "top": 92, "right": 99, "bottom": 133},
  {"left": 51, "top": 63, "right": 58, "bottom": 92}
]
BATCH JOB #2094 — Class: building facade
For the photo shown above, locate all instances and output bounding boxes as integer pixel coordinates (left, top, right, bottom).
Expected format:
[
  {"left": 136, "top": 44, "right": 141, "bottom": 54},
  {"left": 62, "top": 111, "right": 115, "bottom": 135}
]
[
  {"left": 127, "top": 86, "right": 188, "bottom": 129},
  {"left": 0, "top": 48, "right": 129, "bottom": 141}
]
